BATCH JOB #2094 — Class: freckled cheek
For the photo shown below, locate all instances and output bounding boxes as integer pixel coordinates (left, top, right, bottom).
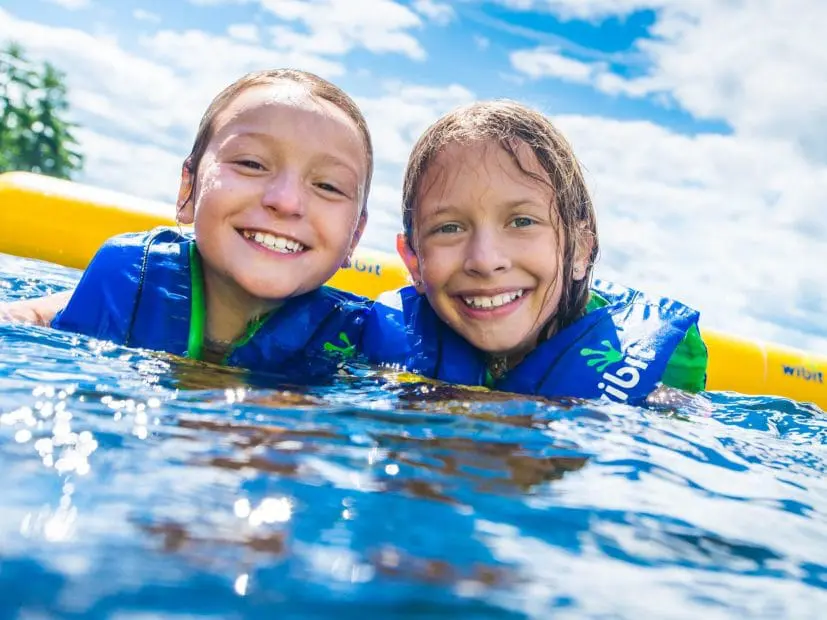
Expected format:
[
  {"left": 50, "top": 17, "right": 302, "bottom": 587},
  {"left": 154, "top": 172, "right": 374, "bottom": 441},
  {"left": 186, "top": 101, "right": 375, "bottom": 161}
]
[
  {"left": 313, "top": 210, "right": 357, "bottom": 248},
  {"left": 215, "top": 174, "right": 255, "bottom": 196},
  {"left": 427, "top": 246, "right": 462, "bottom": 281},
  {"left": 195, "top": 160, "right": 222, "bottom": 187},
  {"left": 421, "top": 267, "right": 453, "bottom": 297},
  {"left": 192, "top": 172, "right": 230, "bottom": 210}
]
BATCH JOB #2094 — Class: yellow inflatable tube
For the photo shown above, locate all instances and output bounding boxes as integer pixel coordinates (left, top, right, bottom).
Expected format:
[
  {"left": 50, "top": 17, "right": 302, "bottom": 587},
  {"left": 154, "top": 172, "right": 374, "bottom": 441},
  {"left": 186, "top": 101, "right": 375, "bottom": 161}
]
[{"left": 1, "top": 171, "right": 825, "bottom": 409}]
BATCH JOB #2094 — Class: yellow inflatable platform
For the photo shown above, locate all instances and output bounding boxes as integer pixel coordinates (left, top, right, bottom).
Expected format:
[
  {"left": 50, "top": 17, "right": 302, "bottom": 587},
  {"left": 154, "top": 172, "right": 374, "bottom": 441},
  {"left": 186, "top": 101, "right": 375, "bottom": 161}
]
[{"left": 1, "top": 171, "right": 825, "bottom": 409}]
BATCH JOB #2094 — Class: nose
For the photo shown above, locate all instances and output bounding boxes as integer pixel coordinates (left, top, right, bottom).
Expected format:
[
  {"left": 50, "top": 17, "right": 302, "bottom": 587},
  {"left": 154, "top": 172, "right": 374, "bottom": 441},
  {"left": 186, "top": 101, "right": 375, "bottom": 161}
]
[
  {"left": 262, "top": 170, "right": 304, "bottom": 217},
  {"left": 463, "top": 228, "right": 511, "bottom": 276}
]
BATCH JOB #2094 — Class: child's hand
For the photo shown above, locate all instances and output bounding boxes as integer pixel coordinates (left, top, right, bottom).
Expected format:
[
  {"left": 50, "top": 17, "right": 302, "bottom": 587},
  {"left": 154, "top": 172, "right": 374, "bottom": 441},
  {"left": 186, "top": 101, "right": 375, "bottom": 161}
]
[{"left": 0, "top": 290, "right": 73, "bottom": 326}]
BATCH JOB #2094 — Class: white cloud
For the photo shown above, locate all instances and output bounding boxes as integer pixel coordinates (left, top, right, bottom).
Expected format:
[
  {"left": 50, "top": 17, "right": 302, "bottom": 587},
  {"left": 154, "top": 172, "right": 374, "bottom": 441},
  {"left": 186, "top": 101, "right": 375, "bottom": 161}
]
[
  {"left": 496, "top": 0, "right": 670, "bottom": 21},
  {"left": 187, "top": 0, "right": 430, "bottom": 60},
  {"left": 74, "top": 127, "right": 182, "bottom": 206},
  {"left": 356, "top": 83, "right": 477, "bottom": 250},
  {"left": 510, "top": 1, "right": 827, "bottom": 158},
  {"left": 0, "top": 10, "right": 187, "bottom": 149},
  {"left": 143, "top": 28, "right": 344, "bottom": 82},
  {"left": 510, "top": 47, "right": 655, "bottom": 97},
  {"left": 413, "top": 0, "right": 455, "bottom": 25},
  {"left": 552, "top": 113, "right": 827, "bottom": 350},
  {"left": 261, "top": 0, "right": 426, "bottom": 60},
  {"left": 361, "top": 182, "right": 405, "bottom": 251},
  {"left": 44, "top": 0, "right": 91, "bottom": 9},
  {"left": 503, "top": 0, "right": 827, "bottom": 347},
  {"left": 636, "top": 0, "right": 827, "bottom": 156},
  {"left": 0, "top": 8, "right": 346, "bottom": 205},
  {"left": 132, "top": 9, "right": 161, "bottom": 23},
  {"left": 474, "top": 35, "right": 490, "bottom": 50},
  {"left": 188, "top": 0, "right": 250, "bottom": 5},
  {"left": 511, "top": 47, "right": 597, "bottom": 81},
  {"left": 358, "top": 83, "right": 475, "bottom": 167},
  {"left": 226, "top": 23, "right": 259, "bottom": 43}
]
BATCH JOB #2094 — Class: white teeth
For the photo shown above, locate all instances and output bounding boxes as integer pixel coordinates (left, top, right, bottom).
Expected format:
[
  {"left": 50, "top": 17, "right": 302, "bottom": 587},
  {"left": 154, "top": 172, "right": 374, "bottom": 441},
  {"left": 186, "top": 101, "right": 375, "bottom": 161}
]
[
  {"left": 244, "top": 230, "right": 305, "bottom": 253},
  {"left": 462, "top": 290, "right": 524, "bottom": 309}
]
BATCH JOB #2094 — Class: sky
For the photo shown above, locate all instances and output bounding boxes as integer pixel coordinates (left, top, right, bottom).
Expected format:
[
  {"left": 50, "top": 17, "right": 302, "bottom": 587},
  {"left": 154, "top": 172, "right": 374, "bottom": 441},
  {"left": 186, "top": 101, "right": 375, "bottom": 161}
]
[{"left": 1, "top": 0, "right": 826, "bottom": 352}]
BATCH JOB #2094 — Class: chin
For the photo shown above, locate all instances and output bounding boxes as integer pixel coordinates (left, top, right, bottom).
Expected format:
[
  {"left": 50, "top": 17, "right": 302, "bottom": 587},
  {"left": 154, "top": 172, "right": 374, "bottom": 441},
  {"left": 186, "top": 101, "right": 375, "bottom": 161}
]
[
  {"left": 486, "top": 346, "right": 521, "bottom": 357},
  {"left": 465, "top": 337, "right": 517, "bottom": 356},
  {"left": 237, "top": 279, "right": 298, "bottom": 302},
  {"left": 474, "top": 335, "right": 533, "bottom": 358}
]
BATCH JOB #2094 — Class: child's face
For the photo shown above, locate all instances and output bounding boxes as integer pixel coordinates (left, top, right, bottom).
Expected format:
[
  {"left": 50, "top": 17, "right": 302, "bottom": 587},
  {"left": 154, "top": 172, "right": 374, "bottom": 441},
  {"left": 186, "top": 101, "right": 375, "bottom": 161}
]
[
  {"left": 178, "top": 82, "right": 367, "bottom": 312},
  {"left": 400, "top": 140, "right": 585, "bottom": 360}
]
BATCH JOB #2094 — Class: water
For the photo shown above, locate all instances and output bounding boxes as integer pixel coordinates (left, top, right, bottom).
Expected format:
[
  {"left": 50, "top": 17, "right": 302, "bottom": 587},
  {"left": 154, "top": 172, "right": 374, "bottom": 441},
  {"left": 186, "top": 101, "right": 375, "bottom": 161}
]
[{"left": 1, "top": 253, "right": 825, "bottom": 619}]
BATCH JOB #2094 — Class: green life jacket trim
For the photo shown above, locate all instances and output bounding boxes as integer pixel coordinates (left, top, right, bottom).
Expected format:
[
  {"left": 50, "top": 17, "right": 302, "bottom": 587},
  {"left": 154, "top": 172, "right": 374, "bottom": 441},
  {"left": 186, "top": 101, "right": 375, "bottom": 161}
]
[
  {"left": 186, "top": 243, "right": 277, "bottom": 364},
  {"left": 587, "top": 291, "right": 708, "bottom": 392},
  {"left": 187, "top": 243, "right": 205, "bottom": 361}
]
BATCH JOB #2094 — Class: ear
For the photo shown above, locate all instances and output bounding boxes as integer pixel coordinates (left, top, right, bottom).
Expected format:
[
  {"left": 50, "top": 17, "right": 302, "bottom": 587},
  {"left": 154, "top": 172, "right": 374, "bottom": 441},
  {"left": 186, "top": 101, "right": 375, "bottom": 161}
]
[
  {"left": 342, "top": 208, "right": 368, "bottom": 268},
  {"left": 176, "top": 162, "right": 195, "bottom": 225},
  {"left": 572, "top": 224, "right": 595, "bottom": 281},
  {"left": 396, "top": 233, "right": 424, "bottom": 293}
]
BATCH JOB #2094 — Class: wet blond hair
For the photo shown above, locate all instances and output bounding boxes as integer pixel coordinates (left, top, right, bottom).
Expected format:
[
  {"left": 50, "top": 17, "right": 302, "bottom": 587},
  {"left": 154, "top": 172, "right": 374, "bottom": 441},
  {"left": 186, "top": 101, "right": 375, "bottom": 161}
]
[
  {"left": 402, "top": 99, "right": 598, "bottom": 332},
  {"left": 181, "top": 69, "right": 373, "bottom": 213}
]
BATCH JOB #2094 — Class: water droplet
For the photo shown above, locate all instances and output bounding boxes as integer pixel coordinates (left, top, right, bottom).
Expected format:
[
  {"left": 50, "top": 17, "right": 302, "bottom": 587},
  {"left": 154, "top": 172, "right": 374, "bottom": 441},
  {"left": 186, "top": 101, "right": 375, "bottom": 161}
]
[
  {"left": 234, "top": 573, "right": 249, "bottom": 596},
  {"left": 234, "top": 498, "right": 251, "bottom": 519},
  {"left": 14, "top": 429, "right": 32, "bottom": 443}
]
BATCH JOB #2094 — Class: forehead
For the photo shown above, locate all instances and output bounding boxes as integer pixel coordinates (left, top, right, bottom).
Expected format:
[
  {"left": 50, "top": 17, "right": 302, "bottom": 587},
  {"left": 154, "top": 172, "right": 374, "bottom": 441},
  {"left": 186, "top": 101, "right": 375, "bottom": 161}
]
[
  {"left": 417, "top": 139, "right": 551, "bottom": 209},
  {"left": 212, "top": 82, "right": 367, "bottom": 164}
]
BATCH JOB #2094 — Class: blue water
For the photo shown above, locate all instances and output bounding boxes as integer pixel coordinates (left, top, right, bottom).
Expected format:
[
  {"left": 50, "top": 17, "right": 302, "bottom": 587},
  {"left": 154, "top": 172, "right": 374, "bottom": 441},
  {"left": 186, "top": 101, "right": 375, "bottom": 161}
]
[{"left": 1, "top": 253, "right": 825, "bottom": 619}]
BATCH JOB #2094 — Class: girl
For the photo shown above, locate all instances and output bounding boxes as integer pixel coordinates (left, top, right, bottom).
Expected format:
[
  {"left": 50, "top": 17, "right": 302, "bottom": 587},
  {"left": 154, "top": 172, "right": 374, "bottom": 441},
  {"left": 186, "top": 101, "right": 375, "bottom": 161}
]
[
  {"left": 2, "top": 69, "right": 373, "bottom": 378},
  {"left": 362, "top": 100, "right": 708, "bottom": 405}
]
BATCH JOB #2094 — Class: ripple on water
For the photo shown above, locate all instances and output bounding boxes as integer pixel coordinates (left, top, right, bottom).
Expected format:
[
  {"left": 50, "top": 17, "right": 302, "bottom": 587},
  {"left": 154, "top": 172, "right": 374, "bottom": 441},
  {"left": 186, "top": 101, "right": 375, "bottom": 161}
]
[{"left": 1, "top": 252, "right": 826, "bottom": 619}]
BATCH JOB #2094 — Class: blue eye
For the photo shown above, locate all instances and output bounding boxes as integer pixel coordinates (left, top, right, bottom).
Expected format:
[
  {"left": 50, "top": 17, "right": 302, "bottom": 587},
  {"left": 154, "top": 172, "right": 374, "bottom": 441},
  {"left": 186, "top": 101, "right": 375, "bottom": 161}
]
[
  {"left": 316, "top": 182, "right": 345, "bottom": 196},
  {"left": 436, "top": 223, "right": 462, "bottom": 234},
  {"left": 235, "top": 159, "right": 265, "bottom": 170},
  {"left": 510, "top": 216, "right": 535, "bottom": 228}
]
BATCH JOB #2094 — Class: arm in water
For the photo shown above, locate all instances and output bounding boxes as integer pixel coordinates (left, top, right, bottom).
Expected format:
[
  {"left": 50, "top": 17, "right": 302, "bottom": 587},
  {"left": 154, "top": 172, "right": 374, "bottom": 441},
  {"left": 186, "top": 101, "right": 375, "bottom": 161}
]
[{"left": 0, "top": 290, "right": 73, "bottom": 326}]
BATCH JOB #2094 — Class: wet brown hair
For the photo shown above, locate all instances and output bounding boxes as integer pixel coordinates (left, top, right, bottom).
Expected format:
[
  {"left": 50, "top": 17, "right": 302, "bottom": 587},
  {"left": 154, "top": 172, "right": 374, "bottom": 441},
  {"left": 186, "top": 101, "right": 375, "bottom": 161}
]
[
  {"left": 180, "top": 69, "right": 373, "bottom": 213},
  {"left": 402, "top": 99, "right": 599, "bottom": 333}
]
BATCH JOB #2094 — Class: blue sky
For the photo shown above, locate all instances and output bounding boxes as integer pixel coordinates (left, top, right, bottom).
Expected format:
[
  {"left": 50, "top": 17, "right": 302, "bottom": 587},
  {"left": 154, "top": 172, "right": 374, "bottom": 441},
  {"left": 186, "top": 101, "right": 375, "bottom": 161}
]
[{"left": 2, "top": 0, "right": 826, "bottom": 351}]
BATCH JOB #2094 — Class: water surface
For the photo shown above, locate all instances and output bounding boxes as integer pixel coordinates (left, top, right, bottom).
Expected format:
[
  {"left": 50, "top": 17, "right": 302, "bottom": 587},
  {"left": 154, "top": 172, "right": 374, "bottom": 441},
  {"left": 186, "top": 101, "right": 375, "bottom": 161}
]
[{"left": 1, "top": 253, "right": 825, "bottom": 619}]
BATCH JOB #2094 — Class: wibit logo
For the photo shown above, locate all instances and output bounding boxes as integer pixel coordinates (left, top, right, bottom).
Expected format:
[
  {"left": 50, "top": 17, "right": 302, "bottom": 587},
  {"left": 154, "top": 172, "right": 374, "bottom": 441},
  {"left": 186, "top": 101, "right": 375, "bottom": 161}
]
[
  {"left": 580, "top": 340, "right": 654, "bottom": 402},
  {"left": 343, "top": 258, "right": 382, "bottom": 276},
  {"left": 323, "top": 332, "right": 356, "bottom": 359},
  {"left": 580, "top": 341, "right": 624, "bottom": 372},
  {"left": 782, "top": 364, "right": 824, "bottom": 384}
]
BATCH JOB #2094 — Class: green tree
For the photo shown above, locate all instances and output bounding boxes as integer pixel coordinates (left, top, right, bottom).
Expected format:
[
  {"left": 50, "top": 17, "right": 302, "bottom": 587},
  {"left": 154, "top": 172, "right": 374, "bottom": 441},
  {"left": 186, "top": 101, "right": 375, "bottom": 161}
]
[{"left": 0, "top": 41, "right": 83, "bottom": 179}]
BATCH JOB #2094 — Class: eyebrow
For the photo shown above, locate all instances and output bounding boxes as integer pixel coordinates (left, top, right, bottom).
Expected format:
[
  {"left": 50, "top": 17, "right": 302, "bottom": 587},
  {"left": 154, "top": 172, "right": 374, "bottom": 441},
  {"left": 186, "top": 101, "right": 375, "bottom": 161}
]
[
  {"left": 314, "top": 153, "right": 361, "bottom": 180},
  {"left": 227, "top": 131, "right": 362, "bottom": 179},
  {"left": 500, "top": 198, "right": 548, "bottom": 210},
  {"left": 420, "top": 204, "right": 460, "bottom": 221},
  {"left": 423, "top": 199, "right": 545, "bottom": 217}
]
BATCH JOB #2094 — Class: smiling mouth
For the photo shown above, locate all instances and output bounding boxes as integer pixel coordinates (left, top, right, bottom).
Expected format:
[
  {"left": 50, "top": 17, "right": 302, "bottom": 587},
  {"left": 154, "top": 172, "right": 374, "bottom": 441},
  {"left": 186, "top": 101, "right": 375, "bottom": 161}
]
[
  {"left": 241, "top": 229, "right": 307, "bottom": 254},
  {"left": 461, "top": 290, "right": 525, "bottom": 309}
]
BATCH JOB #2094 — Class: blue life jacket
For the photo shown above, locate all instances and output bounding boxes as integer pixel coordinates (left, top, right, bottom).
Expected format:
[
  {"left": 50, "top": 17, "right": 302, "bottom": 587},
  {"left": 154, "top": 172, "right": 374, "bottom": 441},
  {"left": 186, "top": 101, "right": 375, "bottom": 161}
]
[
  {"left": 52, "top": 228, "right": 369, "bottom": 378},
  {"left": 360, "top": 281, "right": 701, "bottom": 404}
]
